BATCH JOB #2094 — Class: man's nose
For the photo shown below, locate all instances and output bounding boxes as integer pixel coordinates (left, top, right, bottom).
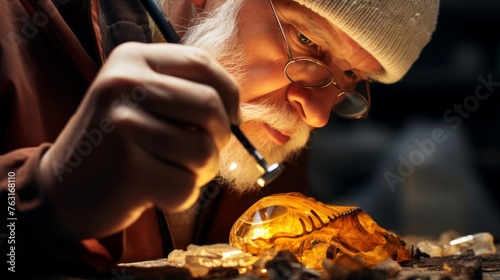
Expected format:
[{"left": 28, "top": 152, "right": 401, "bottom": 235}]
[{"left": 286, "top": 85, "right": 337, "bottom": 128}]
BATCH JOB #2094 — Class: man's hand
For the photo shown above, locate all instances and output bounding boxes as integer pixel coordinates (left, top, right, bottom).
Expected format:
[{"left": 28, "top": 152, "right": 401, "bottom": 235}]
[{"left": 37, "top": 42, "right": 240, "bottom": 239}]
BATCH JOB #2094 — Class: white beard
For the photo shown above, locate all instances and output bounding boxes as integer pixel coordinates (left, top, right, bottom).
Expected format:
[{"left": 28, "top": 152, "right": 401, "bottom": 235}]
[
  {"left": 217, "top": 99, "right": 311, "bottom": 193},
  {"left": 179, "top": 0, "right": 311, "bottom": 192}
]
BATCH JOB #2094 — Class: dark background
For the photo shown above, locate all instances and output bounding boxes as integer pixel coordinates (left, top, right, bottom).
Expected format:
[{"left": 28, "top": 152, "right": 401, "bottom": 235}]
[{"left": 308, "top": 0, "right": 500, "bottom": 238}]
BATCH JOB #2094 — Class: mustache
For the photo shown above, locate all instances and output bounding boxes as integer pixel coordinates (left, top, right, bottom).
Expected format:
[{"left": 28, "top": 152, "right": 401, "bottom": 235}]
[{"left": 240, "top": 99, "right": 308, "bottom": 134}]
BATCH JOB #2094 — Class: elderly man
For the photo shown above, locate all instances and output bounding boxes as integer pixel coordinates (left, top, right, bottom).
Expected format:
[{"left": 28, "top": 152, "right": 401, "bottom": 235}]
[{"left": 0, "top": 0, "right": 438, "bottom": 274}]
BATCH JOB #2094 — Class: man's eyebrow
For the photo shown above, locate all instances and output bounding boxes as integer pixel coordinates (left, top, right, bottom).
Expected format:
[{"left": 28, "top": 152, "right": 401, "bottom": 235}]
[
  {"left": 302, "top": 14, "right": 333, "bottom": 49},
  {"left": 298, "top": 13, "right": 385, "bottom": 77}
]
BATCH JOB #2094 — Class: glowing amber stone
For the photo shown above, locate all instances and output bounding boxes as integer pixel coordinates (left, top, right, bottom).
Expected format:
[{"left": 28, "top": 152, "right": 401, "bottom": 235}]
[{"left": 229, "top": 193, "right": 411, "bottom": 269}]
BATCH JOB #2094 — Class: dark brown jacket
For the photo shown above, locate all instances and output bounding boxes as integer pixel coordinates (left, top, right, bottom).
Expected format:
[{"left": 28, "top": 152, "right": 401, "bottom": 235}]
[{"left": 0, "top": 0, "right": 312, "bottom": 275}]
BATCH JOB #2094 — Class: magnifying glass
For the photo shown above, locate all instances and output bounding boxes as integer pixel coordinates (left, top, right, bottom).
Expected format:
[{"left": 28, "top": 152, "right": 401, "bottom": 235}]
[{"left": 140, "top": 0, "right": 284, "bottom": 187}]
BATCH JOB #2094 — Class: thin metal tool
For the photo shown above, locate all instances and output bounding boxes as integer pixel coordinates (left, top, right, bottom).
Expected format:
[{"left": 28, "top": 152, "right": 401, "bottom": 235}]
[
  {"left": 140, "top": 0, "right": 180, "bottom": 43},
  {"left": 140, "top": 0, "right": 284, "bottom": 186}
]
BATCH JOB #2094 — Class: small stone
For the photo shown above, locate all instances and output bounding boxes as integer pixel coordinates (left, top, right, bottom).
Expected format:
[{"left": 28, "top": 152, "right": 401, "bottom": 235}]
[
  {"left": 438, "top": 230, "right": 461, "bottom": 244},
  {"left": 168, "top": 249, "right": 188, "bottom": 265},
  {"left": 414, "top": 248, "right": 431, "bottom": 259},
  {"left": 448, "top": 232, "right": 497, "bottom": 256},
  {"left": 443, "top": 259, "right": 482, "bottom": 279},
  {"left": 265, "top": 250, "right": 320, "bottom": 280},
  {"left": 375, "top": 258, "right": 402, "bottom": 278},
  {"left": 265, "top": 251, "right": 296, "bottom": 280},
  {"left": 416, "top": 240, "right": 444, "bottom": 257},
  {"left": 321, "top": 256, "right": 386, "bottom": 280},
  {"left": 470, "top": 233, "right": 497, "bottom": 255}
]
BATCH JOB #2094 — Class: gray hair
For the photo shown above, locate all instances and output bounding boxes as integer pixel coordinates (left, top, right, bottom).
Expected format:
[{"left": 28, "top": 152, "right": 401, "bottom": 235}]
[
  {"left": 181, "top": 0, "right": 247, "bottom": 84},
  {"left": 152, "top": 0, "right": 247, "bottom": 84}
]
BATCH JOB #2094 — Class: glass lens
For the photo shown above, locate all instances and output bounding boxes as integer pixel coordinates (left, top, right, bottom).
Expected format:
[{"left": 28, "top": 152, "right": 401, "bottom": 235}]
[
  {"left": 333, "top": 91, "right": 369, "bottom": 119},
  {"left": 285, "top": 58, "right": 333, "bottom": 87}
]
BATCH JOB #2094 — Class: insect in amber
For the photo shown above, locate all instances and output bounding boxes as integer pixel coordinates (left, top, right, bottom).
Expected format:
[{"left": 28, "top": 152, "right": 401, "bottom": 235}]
[{"left": 229, "top": 192, "right": 411, "bottom": 269}]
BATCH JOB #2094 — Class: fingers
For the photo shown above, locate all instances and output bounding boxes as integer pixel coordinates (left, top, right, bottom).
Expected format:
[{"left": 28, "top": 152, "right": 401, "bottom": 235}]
[
  {"left": 133, "top": 43, "right": 242, "bottom": 125},
  {"left": 95, "top": 42, "right": 238, "bottom": 183},
  {"left": 110, "top": 106, "right": 217, "bottom": 213},
  {"left": 105, "top": 42, "right": 241, "bottom": 125},
  {"left": 138, "top": 73, "right": 232, "bottom": 151},
  {"left": 111, "top": 104, "right": 221, "bottom": 179}
]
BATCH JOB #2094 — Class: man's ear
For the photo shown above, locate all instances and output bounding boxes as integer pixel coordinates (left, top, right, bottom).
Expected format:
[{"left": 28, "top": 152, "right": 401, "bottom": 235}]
[
  {"left": 190, "top": 0, "right": 224, "bottom": 11},
  {"left": 189, "top": 0, "right": 206, "bottom": 9},
  {"left": 189, "top": 0, "right": 224, "bottom": 10}
]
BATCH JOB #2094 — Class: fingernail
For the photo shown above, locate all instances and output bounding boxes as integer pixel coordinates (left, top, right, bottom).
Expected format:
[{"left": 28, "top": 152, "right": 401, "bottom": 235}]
[{"left": 235, "top": 109, "right": 244, "bottom": 125}]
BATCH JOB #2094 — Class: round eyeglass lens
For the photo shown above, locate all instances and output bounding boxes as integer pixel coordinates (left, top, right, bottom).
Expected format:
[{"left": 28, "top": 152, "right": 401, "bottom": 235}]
[
  {"left": 333, "top": 91, "right": 369, "bottom": 119},
  {"left": 285, "top": 58, "right": 333, "bottom": 87}
]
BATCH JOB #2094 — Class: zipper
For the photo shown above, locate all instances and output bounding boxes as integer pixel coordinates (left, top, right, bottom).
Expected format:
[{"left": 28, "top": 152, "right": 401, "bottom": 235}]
[
  {"left": 154, "top": 207, "right": 176, "bottom": 257},
  {"left": 162, "top": 208, "right": 177, "bottom": 250}
]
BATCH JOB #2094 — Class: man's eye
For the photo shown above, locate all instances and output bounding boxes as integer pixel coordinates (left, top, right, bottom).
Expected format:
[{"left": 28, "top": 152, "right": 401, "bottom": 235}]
[
  {"left": 344, "top": 70, "right": 357, "bottom": 78},
  {"left": 298, "top": 32, "right": 314, "bottom": 46}
]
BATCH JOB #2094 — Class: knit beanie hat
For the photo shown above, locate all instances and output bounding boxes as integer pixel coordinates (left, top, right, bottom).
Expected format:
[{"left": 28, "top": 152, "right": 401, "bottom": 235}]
[{"left": 293, "top": 0, "right": 439, "bottom": 84}]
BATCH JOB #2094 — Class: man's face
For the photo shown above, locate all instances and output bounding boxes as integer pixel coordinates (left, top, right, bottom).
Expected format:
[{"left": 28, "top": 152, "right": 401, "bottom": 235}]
[{"left": 182, "top": 0, "right": 382, "bottom": 192}]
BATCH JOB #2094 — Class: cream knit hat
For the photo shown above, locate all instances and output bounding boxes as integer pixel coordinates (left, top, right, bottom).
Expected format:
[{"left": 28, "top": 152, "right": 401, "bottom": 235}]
[{"left": 293, "top": 0, "right": 439, "bottom": 84}]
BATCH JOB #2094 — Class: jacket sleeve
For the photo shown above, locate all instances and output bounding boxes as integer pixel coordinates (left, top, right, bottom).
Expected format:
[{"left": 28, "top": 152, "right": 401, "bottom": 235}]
[
  {"left": 0, "top": 145, "right": 125, "bottom": 274},
  {"left": 0, "top": 0, "right": 129, "bottom": 274},
  {"left": 0, "top": 0, "right": 169, "bottom": 273}
]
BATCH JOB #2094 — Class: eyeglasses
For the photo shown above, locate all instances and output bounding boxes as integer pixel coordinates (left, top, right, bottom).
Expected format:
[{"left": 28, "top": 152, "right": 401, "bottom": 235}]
[{"left": 268, "top": 0, "right": 371, "bottom": 119}]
